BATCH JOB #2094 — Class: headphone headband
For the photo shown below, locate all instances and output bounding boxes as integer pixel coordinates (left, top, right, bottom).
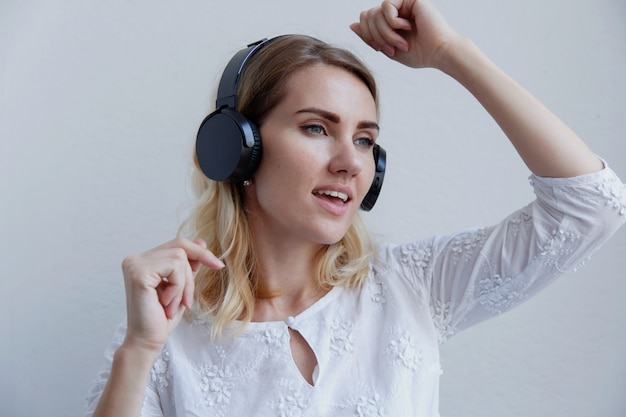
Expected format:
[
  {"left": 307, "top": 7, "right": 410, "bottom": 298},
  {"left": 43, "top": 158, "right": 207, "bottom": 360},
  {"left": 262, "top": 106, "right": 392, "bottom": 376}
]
[{"left": 216, "top": 38, "right": 273, "bottom": 109}]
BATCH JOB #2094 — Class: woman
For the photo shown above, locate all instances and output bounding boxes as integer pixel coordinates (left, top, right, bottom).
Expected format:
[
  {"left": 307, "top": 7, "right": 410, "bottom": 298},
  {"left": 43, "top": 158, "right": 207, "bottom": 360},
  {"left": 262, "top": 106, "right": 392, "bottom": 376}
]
[{"left": 85, "top": 1, "right": 625, "bottom": 416}]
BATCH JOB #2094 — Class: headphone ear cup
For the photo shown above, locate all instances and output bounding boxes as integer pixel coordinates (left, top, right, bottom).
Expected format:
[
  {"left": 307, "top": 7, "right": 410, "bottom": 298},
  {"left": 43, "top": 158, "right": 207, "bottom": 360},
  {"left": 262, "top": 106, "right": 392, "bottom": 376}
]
[
  {"left": 243, "top": 121, "right": 263, "bottom": 180},
  {"left": 196, "top": 107, "right": 262, "bottom": 182},
  {"left": 360, "top": 144, "right": 386, "bottom": 211}
]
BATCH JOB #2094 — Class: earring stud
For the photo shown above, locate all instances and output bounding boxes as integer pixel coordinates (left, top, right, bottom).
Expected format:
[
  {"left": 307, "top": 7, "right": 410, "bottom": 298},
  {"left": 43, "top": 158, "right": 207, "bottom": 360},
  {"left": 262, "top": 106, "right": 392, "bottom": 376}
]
[{"left": 243, "top": 179, "right": 252, "bottom": 187}]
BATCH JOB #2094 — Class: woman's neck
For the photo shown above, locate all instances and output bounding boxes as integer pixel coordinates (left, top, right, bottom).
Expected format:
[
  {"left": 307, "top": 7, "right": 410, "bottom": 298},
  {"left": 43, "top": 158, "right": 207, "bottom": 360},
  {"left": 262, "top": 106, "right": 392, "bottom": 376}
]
[{"left": 249, "top": 234, "right": 330, "bottom": 322}]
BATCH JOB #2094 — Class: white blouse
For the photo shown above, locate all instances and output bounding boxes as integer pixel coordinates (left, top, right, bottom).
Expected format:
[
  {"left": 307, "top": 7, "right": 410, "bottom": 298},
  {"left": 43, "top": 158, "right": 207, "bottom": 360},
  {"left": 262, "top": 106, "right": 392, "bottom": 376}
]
[{"left": 85, "top": 165, "right": 626, "bottom": 417}]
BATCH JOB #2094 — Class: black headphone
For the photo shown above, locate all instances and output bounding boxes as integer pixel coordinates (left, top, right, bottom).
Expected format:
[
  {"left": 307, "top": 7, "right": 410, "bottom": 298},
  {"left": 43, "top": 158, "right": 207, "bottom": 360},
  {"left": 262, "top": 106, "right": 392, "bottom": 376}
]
[{"left": 195, "top": 37, "right": 386, "bottom": 211}]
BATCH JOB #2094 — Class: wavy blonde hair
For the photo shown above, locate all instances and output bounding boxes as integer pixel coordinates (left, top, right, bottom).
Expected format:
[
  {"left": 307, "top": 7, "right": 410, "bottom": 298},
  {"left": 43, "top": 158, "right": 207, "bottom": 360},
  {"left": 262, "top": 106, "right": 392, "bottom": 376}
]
[{"left": 180, "top": 35, "right": 379, "bottom": 337}]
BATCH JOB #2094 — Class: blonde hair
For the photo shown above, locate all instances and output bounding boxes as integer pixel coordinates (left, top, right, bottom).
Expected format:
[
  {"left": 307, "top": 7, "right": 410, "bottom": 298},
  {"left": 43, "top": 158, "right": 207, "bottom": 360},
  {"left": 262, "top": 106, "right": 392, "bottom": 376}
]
[{"left": 179, "top": 35, "right": 379, "bottom": 337}]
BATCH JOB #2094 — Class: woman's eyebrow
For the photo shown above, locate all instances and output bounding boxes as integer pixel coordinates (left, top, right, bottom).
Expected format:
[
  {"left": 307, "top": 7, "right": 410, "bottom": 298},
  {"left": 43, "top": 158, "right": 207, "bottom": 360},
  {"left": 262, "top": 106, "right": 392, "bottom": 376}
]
[
  {"left": 358, "top": 121, "right": 380, "bottom": 131},
  {"left": 296, "top": 107, "right": 379, "bottom": 131}
]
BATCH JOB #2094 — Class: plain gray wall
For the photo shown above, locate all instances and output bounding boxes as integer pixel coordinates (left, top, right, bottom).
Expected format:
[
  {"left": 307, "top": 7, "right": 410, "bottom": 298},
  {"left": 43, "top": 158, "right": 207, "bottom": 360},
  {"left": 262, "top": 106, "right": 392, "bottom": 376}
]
[{"left": 1, "top": 0, "right": 625, "bottom": 416}]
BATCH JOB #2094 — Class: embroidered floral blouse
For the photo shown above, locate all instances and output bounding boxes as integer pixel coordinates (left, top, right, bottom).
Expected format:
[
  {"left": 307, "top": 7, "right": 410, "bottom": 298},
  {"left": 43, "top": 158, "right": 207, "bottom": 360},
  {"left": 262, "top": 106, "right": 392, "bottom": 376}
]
[{"left": 85, "top": 164, "right": 625, "bottom": 417}]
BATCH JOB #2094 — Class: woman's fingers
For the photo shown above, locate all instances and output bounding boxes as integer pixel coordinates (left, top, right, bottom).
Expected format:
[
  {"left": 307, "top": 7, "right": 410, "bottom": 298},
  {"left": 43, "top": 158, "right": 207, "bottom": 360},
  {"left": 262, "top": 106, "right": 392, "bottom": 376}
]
[
  {"left": 188, "top": 239, "right": 216, "bottom": 273},
  {"left": 148, "top": 240, "right": 223, "bottom": 318},
  {"left": 381, "top": 0, "right": 412, "bottom": 48},
  {"left": 352, "top": 0, "right": 458, "bottom": 69},
  {"left": 351, "top": 1, "right": 411, "bottom": 55},
  {"left": 158, "top": 256, "right": 191, "bottom": 318},
  {"left": 353, "top": 10, "right": 377, "bottom": 50},
  {"left": 156, "top": 237, "right": 225, "bottom": 270},
  {"left": 122, "top": 237, "right": 225, "bottom": 346},
  {"left": 367, "top": 10, "right": 391, "bottom": 54}
]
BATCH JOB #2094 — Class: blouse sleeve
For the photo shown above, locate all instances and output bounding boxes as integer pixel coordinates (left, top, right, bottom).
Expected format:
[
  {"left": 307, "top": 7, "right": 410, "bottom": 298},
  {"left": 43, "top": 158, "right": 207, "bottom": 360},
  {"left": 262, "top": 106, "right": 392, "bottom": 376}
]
[
  {"left": 83, "top": 321, "right": 165, "bottom": 417},
  {"left": 386, "top": 162, "right": 626, "bottom": 344}
]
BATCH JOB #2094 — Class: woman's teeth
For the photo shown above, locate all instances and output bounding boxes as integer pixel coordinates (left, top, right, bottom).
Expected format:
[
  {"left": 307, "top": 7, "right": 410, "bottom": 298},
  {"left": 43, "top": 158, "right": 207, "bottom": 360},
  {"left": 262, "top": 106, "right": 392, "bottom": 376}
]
[{"left": 315, "top": 190, "right": 348, "bottom": 203}]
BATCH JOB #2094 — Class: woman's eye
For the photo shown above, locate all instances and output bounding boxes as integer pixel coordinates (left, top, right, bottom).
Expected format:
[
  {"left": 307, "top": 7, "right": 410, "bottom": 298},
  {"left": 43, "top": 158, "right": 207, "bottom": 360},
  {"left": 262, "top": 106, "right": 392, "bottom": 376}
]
[
  {"left": 303, "top": 124, "right": 326, "bottom": 135},
  {"left": 354, "top": 137, "right": 375, "bottom": 149}
]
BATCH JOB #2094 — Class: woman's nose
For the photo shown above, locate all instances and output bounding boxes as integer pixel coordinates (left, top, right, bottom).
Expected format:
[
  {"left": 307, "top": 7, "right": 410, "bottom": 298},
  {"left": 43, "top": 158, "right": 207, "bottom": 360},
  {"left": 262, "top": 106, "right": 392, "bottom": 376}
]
[{"left": 328, "top": 136, "right": 363, "bottom": 177}]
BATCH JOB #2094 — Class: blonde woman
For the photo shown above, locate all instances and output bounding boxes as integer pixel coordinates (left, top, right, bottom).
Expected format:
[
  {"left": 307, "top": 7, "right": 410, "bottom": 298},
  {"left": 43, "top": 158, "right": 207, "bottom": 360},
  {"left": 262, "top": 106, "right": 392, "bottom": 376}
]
[{"left": 86, "top": 1, "right": 625, "bottom": 416}]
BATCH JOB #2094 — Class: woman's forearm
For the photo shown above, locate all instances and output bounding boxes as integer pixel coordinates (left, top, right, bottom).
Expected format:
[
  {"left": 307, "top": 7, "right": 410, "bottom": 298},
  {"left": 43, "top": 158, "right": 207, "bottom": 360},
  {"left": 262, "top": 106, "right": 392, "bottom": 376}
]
[
  {"left": 92, "top": 343, "right": 159, "bottom": 417},
  {"left": 438, "top": 36, "right": 603, "bottom": 178}
]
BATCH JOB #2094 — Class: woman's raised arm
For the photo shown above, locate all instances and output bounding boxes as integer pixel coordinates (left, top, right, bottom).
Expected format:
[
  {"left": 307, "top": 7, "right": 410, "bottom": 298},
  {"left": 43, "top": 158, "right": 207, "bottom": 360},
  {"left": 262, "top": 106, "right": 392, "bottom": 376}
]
[{"left": 351, "top": 0, "right": 603, "bottom": 178}]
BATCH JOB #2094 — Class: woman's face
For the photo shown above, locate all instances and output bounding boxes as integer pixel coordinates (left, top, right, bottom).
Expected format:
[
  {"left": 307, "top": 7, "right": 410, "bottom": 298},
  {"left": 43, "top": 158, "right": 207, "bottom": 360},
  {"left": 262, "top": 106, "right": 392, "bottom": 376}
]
[{"left": 245, "top": 63, "right": 378, "bottom": 247}]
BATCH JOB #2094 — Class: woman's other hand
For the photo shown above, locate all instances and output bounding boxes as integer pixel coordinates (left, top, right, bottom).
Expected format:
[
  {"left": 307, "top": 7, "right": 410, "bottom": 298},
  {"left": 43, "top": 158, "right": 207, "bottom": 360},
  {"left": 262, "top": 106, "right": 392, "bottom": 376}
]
[
  {"left": 350, "top": 0, "right": 460, "bottom": 70},
  {"left": 121, "top": 238, "right": 224, "bottom": 355}
]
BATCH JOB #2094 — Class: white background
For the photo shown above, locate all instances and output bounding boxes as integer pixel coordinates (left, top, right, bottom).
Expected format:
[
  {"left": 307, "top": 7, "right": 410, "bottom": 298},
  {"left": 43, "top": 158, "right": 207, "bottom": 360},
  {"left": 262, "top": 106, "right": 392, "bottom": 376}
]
[{"left": 1, "top": 0, "right": 625, "bottom": 416}]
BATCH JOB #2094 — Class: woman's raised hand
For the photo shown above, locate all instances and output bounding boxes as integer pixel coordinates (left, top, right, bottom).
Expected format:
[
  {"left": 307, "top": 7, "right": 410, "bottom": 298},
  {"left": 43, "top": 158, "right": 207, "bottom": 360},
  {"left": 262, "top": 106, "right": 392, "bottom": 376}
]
[
  {"left": 121, "top": 238, "right": 224, "bottom": 355},
  {"left": 350, "top": 0, "right": 460, "bottom": 70}
]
